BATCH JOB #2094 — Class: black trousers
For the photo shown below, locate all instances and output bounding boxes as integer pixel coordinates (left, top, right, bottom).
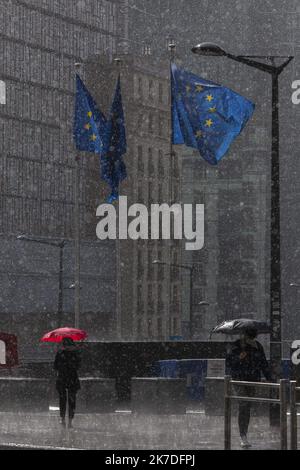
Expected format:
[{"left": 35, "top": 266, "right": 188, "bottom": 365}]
[
  {"left": 58, "top": 388, "right": 77, "bottom": 420},
  {"left": 236, "top": 386, "right": 255, "bottom": 437}
]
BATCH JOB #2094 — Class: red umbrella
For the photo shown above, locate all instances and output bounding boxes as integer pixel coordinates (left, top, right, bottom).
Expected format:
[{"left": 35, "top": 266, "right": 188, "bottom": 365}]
[{"left": 40, "top": 327, "right": 88, "bottom": 343}]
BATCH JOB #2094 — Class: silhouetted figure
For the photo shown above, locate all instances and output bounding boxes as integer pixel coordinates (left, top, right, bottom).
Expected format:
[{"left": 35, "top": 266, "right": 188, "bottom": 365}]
[
  {"left": 54, "top": 337, "right": 81, "bottom": 427},
  {"left": 226, "top": 327, "right": 272, "bottom": 448}
]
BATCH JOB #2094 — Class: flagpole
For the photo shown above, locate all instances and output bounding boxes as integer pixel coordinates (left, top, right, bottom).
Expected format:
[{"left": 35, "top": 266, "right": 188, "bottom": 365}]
[
  {"left": 74, "top": 62, "right": 82, "bottom": 329},
  {"left": 74, "top": 154, "right": 81, "bottom": 329},
  {"left": 114, "top": 57, "right": 122, "bottom": 340},
  {"left": 168, "top": 42, "right": 176, "bottom": 205},
  {"left": 168, "top": 42, "right": 176, "bottom": 339}
]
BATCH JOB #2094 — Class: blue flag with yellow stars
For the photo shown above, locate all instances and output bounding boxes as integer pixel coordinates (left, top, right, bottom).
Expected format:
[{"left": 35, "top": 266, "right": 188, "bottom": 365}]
[
  {"left": 171, "top": 63, "right": 255, "bottom": 165},
  {"left": 73, "top": 74, "right": 107, "bottom": 154},
  {"left": 101, "top": 75, "right": 127, "bottom": 203}
]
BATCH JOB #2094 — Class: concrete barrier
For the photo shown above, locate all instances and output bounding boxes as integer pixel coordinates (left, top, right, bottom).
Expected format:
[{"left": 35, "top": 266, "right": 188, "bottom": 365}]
[
  {"left": 76, "top": 378, "right": 117, "bottom": 413},
  {"left": 131, "top": 377, "right": 186, "bottom": 414},
  {"left": 0, "top": 377, "right": 50, "bottom": 412},
  {"left": 205, "top": 377, "right": 270, "bottom": 416}
]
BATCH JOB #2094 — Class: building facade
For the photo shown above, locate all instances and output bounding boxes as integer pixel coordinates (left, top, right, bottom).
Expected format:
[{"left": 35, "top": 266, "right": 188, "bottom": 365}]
[
  {"left": 0, "top": 0, "right": 123, "bottom": 237},
  {"left": 86, "top": 53, "right": 183, "bottom": 340},
  {"left": 0, "top": 0, "right": 124, "bottom": 352},
  {"left": 0, "top": 0, "right": 183, "bottom": 345}
]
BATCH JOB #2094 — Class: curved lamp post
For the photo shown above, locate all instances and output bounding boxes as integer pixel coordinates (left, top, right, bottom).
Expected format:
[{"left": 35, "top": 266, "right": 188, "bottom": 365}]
[{"left": 192, "top": 42, "right": 293, "bottom": 424}]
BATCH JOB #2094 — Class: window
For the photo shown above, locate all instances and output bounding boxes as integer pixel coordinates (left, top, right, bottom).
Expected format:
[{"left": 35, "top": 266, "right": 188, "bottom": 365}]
[
  {"left": 137, "top": 76, "right": 143, "bottom": 99},
  {"left": 143, "top": 44, "right": 152, "bottom": 55},
  {"left": 137, "top": 251, "right": 144, "bottom": 277},
  {"left": 158, "top": 115, "right": 164, "bottom": 137},
  {"left": 158, "top": 184, "right": 163, "bottom": 202},
  {"left": 137, "top": 318, "right": 142, "bottom": 336},
  {"left": 158, "top": 284, "right": 164, "bottom": 309},
  {"left": 148, "top": 181, "right": 154, "bottom": 204},
  {"left": 157, "top": 317, "right": 162, "bottom": 337},
  {"left": 147, "top": 319, "right": 153, "bottom": 338},
  {"left": 0, "top": 81, "right": 6, "bottom": 104},
  {"left": 148, "top": 114, "right": 154, "bottom": 134},
  {"left": 159, "top": 83, "right": 164, "bottom": 104},
  {"left": 173, "top": 317, "right": 178, "bottom": 334},
  {"left": 149, "top": 79, "right": 154, "bottom": 101},
  {"left": 137, "top": 284, "right": 143, "bottom": 310},
  {"left": 172, "top": 285, "right": 179, "bottom": 303},
  {"left": 148, "top": 249, "right": 154, "bottom": 279},
  {"left": 158, "top": 150, "right": 165, "bottom": 177},
  {"left": 137, "top": 145, "right": 144, "bottom": 173},
  {"left": 148, "top": 147, "right": 155, "bottom": 176}
]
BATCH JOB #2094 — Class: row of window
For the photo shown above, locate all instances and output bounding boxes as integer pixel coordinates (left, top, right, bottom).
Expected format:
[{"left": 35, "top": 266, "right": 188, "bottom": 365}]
[
  {"left": 1, "top": 0, "right": 116, "bottom": 54},
  {"left": 134, "top": 110, "right": 170, "bottom": 139},
  {"left": 135, "top": 316, "right": 181, "bottom": 339},
  {"left": 5, "top": 79, "right": 75, "bottom": 127},
  {"left": 22, "top": 0, "right": 117, "bottom": 31},
  {"left": 136, "top": 145, "right": 181, "bottom": 177},
  {"left": 0, "top": 38, "right": 113, "bottom": 92},
  {"left": 134, "top": 74, "right": 169, "bottom": 107},
  {"left": 0, "top": 154, "right": 87, "bottom": 203},
  {"left": 136, "top": 182, "right": 180, "bottom": 205},
  {"left": 136, "top": 282, "right": 180, "bottom": 306},
  {"left": 0, "top": 118, "right": 75, "bottom": 165},
  {"left": 0, "top": 194, "right": 90, "bottom": 237}
]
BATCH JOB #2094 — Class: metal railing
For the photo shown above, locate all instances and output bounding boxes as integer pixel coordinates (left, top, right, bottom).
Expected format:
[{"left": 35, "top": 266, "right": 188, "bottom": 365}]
[
  {"left": 289, "top": 381, "right": 300, "bottom": 450},
  {"left": 224, "top": 375, "right": 288, "bottom": 450}
]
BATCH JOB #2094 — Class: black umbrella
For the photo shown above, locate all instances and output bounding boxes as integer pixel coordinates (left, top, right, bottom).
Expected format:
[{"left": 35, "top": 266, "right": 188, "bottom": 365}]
[{"left": 209, "top": 318, "right": 271, "bottom": 339}]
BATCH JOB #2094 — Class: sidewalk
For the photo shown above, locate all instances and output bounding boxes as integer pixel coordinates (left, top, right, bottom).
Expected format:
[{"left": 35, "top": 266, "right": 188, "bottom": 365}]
[{"left": 0, "top": 409, "right": 284, "bottom": 450}]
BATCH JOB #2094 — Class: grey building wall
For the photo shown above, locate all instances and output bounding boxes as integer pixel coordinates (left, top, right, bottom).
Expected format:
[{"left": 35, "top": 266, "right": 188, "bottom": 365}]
[
  {"left": 0, "top": 0, "right": 121, "bottom": 238},
  {"left": 85, "top": 54, "right": 183, "bottom": 340},
  {"left": 0, "top": 0, "right": 122, "bottom": 355}
]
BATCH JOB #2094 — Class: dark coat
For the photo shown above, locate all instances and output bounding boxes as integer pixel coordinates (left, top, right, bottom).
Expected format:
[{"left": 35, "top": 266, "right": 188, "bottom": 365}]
[
  {"left": 54, "top": 349, "right": 81, "bottom": 392},
  {"left": 226, "top": 339, "right": 272, "bottom": 382}
]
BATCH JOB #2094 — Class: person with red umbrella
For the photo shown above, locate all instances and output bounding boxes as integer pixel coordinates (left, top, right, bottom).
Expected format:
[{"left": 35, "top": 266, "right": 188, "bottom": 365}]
[
  {"left": 54, "top": 337, "right": 81, "bottom": 428},
  {"left": 41, "top": 327, "right": 87, "bottom": 427}
]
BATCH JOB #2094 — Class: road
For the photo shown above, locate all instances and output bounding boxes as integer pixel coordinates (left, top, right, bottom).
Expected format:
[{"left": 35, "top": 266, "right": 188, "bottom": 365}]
[{"left": 0, "top": 409, "right": 283, "bottom": 450}]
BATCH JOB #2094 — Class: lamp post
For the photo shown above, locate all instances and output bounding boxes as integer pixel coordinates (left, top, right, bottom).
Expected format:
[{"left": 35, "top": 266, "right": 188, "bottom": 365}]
[
  {"left": 153, "top": 260, "right": 209, "bottom": 339},
  {"left": 17, "top": 235, "right": 66, "bottom": 327},
  {"left": 191, "top": 42, "right": 293, "bottom": 424}
]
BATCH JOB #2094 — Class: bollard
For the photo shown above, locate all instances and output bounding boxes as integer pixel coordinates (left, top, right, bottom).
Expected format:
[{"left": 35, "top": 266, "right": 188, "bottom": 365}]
[
  {"left": 224, "top": 375, "right": 232, "bottom": 450},
  {"left": 290, "top": 381, "right": 297, "bottom": 450},
  {"left": 279, "top": 379, "right": 288, "bottom": 450}
]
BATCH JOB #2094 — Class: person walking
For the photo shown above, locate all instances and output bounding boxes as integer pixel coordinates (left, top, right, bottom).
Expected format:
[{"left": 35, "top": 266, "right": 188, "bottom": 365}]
[
  {"left": 226, "top": 327, "right": 272, "bottom": 448},
  {"left": 54, "top": 337, "right": 81, "bottom": 427}
]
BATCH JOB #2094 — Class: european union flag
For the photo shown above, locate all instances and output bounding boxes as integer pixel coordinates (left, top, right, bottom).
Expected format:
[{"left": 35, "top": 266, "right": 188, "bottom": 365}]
[
  {"left": 171, "top": 63, "right": 255, "bottom": 165},
  {"left": 73, "top": 74, "right": 107, "bottom": 154},
  {"left": 101, "top": 75, "right": 127, "bottom": 203}
]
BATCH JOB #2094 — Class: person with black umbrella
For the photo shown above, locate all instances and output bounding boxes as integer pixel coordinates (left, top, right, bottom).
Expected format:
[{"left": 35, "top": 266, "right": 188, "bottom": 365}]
[{"left": 226, "top": 327, "right": 272, "bottom": 448}]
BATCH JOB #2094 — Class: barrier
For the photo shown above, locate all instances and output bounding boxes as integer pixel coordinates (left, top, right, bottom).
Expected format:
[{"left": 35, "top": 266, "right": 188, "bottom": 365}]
[
  {"left": 205, "top": 377, "right": 270, "bottom": 416},
  {"left": 76, "top": 378, "right": 117, "bottom": 413},
  {"left": 0, "top": 377, "right": 50, "bottom": 412},
  {"left": 131, "top": 377, "right": 186, "bottom": 414},
  {"left": 224, "top": 376, "right": 288, "bottom": 450},
  {"left": 289, "top": 381, "right": 300, "bottom": 449}
]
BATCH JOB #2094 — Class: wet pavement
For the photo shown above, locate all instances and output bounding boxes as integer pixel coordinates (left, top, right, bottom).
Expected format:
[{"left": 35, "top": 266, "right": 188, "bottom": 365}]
[{"left": 0, "top": 408, "right": 286, "bottom": 450}]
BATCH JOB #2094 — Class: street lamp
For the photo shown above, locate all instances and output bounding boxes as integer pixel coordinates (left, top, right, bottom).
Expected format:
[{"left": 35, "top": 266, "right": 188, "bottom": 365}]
[
  {"left": 153, "top": 260, "right": 209, "bottom": 339},
  {"left": 17, "top": 235, "right": 66, "bottom": 327},
  {"left": 192, "top": 43, "right": 292, "bottom": 361},
  {"left": 192, "top": 42, "right": 293, "bottom": 424}
]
